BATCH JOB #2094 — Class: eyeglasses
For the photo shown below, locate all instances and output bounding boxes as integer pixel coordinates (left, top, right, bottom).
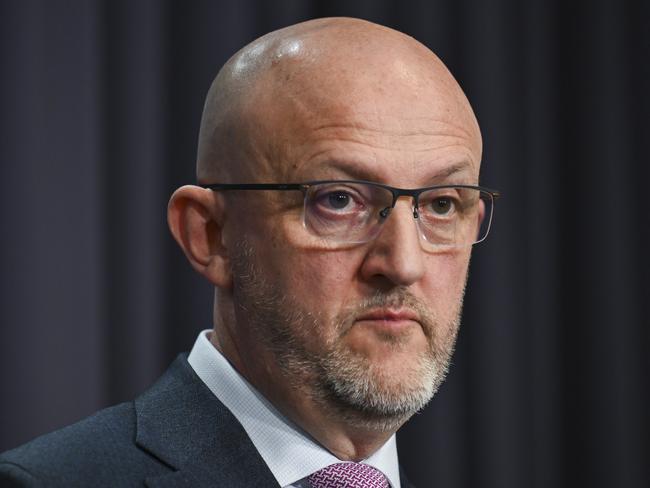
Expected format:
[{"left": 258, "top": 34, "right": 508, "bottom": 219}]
[{"left": 203, "top": 180, "right": 500, "bottom": 251}]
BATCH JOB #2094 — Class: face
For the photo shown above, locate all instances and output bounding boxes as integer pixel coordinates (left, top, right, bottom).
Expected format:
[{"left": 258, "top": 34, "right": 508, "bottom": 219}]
[{"left": 225, "top": 46, "right": 481, "bottom": 430}]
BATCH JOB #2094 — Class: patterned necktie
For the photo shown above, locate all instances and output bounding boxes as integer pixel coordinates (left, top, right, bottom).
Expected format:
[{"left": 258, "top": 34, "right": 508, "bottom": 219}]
[{"left": 308, "top": 462, "right": 390, "bottom": 488}]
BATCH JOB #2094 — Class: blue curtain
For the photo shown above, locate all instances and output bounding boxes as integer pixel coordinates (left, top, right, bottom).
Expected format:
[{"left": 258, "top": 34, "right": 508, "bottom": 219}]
[{"left": 1, "top": 1, "right": 648, "bottom": 486}]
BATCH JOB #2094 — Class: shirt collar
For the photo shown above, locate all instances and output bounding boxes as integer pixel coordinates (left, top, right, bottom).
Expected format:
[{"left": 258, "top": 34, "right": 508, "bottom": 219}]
[{"left": 188, "top": 330, "right": 401, "bottom": 488}]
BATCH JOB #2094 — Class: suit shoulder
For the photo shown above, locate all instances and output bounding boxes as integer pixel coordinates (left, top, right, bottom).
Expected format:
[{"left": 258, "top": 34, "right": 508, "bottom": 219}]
[
  {"left": 2, "top": 401, "right": 135, "bottom": 460},
  {"left": 0, "top": 402, "right": 166, "bottom": 487}
]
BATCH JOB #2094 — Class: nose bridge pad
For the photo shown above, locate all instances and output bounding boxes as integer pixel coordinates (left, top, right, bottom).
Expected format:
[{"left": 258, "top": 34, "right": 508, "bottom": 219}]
[
  {"left": 378, "top": 195, "right": 422, "bottom": 239},
  {"left": 379, "top": 207, "right": 392, "bottom": 219},
  {"left": 412, "top": 195, "right": 420, "bottom": 219},
  {"left": 378, "top": 190, "right": 398, "bottom": 220},
  {"left": 378, "top": 193, "right": 422, "bottom": 225}
]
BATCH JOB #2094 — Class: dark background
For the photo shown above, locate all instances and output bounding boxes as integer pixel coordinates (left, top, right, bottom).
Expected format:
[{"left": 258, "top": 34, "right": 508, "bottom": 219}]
[{"left": 1, "top": 1, "right": 648, "bottom": 487}]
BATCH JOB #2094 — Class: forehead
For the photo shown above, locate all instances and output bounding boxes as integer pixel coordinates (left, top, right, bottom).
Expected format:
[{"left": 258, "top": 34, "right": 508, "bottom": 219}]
[{"left": 238, "top": 42, "right": 481, "bottom": 185}]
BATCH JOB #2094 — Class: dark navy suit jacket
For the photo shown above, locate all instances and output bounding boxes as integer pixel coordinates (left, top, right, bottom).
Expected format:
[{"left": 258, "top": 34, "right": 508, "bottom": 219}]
[{"left": 0, "top": 355, "right": 415, "bottom": 487}]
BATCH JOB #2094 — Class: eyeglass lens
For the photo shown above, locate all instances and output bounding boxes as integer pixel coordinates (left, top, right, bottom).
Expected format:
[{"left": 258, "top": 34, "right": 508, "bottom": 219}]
[{"left": 302, "top": 182, "right": 493, "bottom": 249}]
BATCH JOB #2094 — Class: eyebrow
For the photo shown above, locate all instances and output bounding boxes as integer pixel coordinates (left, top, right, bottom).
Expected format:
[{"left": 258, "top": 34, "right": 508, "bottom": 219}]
[
  {"left": 309, "top": 159, "right": 475, "bottom": 184},
  {"left": 428, "top": 161, "right": 473, "bottom": 182}
]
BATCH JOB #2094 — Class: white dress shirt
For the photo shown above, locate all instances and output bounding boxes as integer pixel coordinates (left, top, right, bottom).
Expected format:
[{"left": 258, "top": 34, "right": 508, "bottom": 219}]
[{"left": 188, "top": 330, "right": 401, "bottom": 488}]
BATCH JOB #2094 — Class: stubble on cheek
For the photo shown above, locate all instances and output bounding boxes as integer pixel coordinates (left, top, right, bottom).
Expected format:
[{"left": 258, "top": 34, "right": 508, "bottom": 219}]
[
  {"left": 313, "top": 286, "right": 463, "bottom": 427},
  {"left": 230, "top": 238, "right": 467, "bottom": 430}
]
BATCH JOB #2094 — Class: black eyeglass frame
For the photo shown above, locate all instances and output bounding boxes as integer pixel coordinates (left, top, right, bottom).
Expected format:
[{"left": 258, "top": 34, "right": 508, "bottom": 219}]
[{"left": 202, "top": 180, "right": 501, "bottom": 219}]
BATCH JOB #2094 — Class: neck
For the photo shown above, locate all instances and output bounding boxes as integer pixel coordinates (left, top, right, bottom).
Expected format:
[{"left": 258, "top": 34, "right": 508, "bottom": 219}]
[
  {"left": 210, "top": 320, "right": 402, "bottom": 461},
  {"left": 276, "top": 387, "right": 401, "bottom": 460}
]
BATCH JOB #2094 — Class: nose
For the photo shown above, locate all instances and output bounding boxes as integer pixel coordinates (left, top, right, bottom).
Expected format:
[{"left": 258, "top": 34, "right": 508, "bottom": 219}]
[{"left": 359, "top": 198, "right": 425, "bottom": 288}]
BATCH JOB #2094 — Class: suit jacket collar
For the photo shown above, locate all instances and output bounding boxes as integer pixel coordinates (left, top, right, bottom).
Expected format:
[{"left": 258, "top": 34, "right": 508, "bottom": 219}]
[{"left": 135, "top": 355, "right": 278, "bottom": 487}]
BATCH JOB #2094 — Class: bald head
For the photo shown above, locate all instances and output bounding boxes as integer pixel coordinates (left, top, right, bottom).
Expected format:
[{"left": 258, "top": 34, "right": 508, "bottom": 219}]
[{"left": 197, "top": 17, "right": 481, "bottom": 184}]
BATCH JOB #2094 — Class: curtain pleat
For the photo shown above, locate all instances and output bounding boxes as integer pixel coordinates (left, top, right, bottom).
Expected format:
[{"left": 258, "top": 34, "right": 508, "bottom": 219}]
[{"left": 1, "top": 1, "right": 647, "bottom": 486}]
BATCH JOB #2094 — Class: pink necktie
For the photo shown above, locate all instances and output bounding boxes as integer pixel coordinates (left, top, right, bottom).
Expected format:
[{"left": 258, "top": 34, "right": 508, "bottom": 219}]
[{"left": 308, "top": 462, "right": 390, "bottom": 488}]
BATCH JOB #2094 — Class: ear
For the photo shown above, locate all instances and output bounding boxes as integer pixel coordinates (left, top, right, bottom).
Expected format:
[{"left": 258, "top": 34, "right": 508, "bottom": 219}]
[{"left": 167, "top": 185, "right": 233, "bottom": 290}]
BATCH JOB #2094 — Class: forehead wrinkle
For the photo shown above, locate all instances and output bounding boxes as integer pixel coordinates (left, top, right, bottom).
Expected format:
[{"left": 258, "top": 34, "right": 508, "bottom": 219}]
[
  {"left": 309, "top": 124, "right": 479, "bottom": 149},
  {"left": 302, "top": 135, "right": 477, "bottom": 157},
  {"left": 303, "top": 123, "right": 479, "bottom": 159},
  {"left": 303, "top": 104, "right": 480, "bottom": 146},
  {"left": 310, "top": 119, "right": 475, "bottom": 138},
  {"left": 292, "top": 150, "right": 477, "bottom": 185}
]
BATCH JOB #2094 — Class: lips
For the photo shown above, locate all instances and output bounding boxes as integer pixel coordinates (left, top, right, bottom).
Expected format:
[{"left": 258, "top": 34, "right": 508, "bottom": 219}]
[
  {"left": 356, "top": 308, "right": 420, "bottom": 323},
  {"left": 354, "top": 309, "right": 421, "bottom": 336}
]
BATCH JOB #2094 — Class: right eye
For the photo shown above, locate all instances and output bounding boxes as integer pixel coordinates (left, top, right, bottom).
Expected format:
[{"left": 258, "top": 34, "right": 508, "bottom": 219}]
[
  {"left": 309, "top": 186, "right": 367, "bottom": 216},
  {"left": 323, "top": 191, "right": 352, "bottom": 210}
]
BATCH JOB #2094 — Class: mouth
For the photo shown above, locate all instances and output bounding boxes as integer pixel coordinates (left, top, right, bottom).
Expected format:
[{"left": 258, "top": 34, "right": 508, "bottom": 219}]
[{"left": 354, "top": 308, "right": 421, "bottom": 333}]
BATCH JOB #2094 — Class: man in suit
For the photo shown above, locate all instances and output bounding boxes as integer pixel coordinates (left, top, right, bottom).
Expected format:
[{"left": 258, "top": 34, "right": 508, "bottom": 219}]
[{"left": 0, "top": 17, "right": 497, "bottom": 487}]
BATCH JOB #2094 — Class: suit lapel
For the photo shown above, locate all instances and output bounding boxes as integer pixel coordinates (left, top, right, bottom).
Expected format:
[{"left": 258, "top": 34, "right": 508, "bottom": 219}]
[
  {"left": 399, "top": 465, "right": 416, "bottom": 488},
  {"left": 135, "top": 355, "right": 279, "bottom": 488}
]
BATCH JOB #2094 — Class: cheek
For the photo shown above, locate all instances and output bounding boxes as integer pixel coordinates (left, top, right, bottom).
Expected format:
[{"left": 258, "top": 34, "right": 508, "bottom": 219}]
[
  {"left": 249, "top": 212, "right": 470, "bottom": 325},
  {"left": 257, "top": 216, "right": 361, "bottom": 313},
  {"left": 278, "top": 250, "right": 358, "bottom": 313},
  {"left": 421, "top": 251, "right": 471, "bottom": 311}
]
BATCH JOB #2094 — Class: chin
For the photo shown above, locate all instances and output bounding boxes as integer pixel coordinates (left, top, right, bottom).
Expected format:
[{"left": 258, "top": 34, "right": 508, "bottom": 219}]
[{"left": 314, "top": 344, "right": 449, "bottom": 431}]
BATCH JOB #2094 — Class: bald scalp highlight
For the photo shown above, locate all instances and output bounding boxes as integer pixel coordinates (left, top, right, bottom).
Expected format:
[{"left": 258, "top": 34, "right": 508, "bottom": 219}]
[{"left": 196, "top": 17, "right": 481, "bottom": 184}]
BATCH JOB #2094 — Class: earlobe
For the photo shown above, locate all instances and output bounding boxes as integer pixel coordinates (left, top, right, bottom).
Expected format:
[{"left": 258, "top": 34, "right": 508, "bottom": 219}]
[{"left": 167, "top": 185, "right": 233, "bottom": 289}]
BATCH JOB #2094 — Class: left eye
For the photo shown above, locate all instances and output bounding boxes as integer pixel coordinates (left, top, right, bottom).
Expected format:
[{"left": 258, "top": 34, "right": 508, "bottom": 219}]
[{"left": 430, "top": 197, "right": 454, "bottom": 215}]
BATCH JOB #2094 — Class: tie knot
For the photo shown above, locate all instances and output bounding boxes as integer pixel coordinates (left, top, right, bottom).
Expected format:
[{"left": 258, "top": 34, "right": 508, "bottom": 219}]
[{"left": 308, "top": 462, "right": 390, "bottom": 488}]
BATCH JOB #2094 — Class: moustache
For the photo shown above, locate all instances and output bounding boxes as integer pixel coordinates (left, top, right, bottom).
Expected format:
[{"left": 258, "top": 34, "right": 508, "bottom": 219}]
[{"left": 337, "top": 288, "right": 435, "bottom": 338}]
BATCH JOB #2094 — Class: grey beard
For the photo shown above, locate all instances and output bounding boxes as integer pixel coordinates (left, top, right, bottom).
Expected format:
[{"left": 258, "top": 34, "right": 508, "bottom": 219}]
[
  {"left": 231, "top": 240, "right": 463, "bottom": 432},
  {"left": 315, "top": 334, "right": 454, "bottom": 432}
]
